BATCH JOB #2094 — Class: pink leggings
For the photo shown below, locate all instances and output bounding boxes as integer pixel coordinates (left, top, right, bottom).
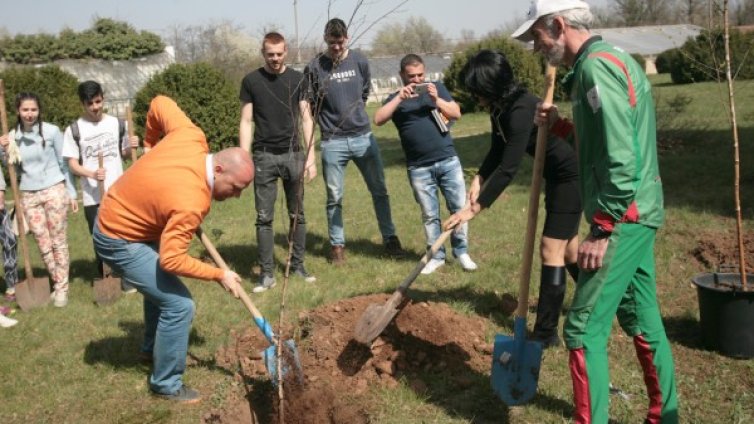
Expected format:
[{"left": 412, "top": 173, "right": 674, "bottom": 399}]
[{"left": 21, "top": 182, "right": 70, "bottom": 288}]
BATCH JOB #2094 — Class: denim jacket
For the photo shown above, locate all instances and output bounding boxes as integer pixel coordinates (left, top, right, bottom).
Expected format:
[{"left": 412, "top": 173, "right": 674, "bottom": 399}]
[{"left": 6, "top": 122, "right": 77, "bottom": 199}]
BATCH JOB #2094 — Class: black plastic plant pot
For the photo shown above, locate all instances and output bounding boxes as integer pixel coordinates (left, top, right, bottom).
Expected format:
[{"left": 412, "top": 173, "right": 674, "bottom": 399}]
[{"left": 693, "top": 272, "right": 754, "bottom": 358}]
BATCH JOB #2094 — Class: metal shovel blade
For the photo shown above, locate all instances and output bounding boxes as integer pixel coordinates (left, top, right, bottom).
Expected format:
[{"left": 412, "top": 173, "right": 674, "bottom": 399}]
[
  {"left": 93, "top": 276, "right": 122, "bottom": 306},
  {"left": 353, "top": 301, "right": 400, "bottom": 345},
  {"left": 264, "top": 339, "right": 304, "bottom": 385},
  {"left": 353, "top": 229, "right": 454, "bottom": 346},
  {"left": 491, "top": 317, "right": 543, "bottom": 405},
  {"left": 15, "top": 277, "right": 51, "bottom": 311}
]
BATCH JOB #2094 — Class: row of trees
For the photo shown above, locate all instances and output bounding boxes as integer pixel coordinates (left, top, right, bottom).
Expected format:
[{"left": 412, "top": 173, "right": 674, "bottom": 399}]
[
  {"left": 0, "top": 18, "right": 164, "bottom": 63},
  {"left": 0, "top": 7, "right": 749, "bottom": 152},
  {"left": 2, "top": 1, "right": 752, "bottom": 77},
  {"left": 164, "top": 21, "right": 265, "bottom": 86},
  {"left": 0, "top": 63, "right": 239, "bottom": 151},
  {"left": 371, "top": 0, "right": 754, "bottom": 55},
  {"left": 3, "top": 0, "right": 754, "bottom": 64},
  {"left": 656, "top": 28, "right": 754, "bottom": 82},
  {"left": 592, "top": 0, "right": 754, "bottom": 27}
]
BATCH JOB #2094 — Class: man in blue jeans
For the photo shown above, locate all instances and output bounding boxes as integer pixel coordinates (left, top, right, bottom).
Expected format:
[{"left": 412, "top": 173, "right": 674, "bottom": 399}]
[
  {"left": 93, "top": 96, "right": 250, "bottom": 403},
  {"left": 305, "top": 18, "right": 404, "bottom": 265},
  {"left": 375, "top": 54, "right": 477, "bottom": 274}
]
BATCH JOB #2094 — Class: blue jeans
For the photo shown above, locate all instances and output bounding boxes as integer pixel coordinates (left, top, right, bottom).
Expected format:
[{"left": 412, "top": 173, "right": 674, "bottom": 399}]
[
  {"left": 408, "top": 156, "right": 468, "bottom": 260},
  {"left": 93, "top": 221, "right": 195, "bottom": 395},
  {"left": 321, "top": 132, "right": 395, "bottom": 246}
]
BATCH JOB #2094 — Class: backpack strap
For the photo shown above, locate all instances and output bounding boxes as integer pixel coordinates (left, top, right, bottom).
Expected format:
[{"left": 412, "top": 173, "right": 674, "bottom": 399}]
[
  {"left": 70, "top": 121, "right": 84, "bottom": 165},
  {"left": 70, "top": 120, "right": 80, "bottom": 143},
  {"left": 117, "top": 118, "right": 126, "bottom": 160}
]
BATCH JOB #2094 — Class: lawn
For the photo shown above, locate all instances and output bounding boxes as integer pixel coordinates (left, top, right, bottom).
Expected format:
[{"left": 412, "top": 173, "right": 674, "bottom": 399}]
[{"left": 1, "top": 73, "right": 753, "bottom": 423}]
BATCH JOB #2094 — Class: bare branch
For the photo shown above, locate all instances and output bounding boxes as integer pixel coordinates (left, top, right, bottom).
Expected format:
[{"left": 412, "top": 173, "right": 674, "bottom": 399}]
[
  {"left": 347, "top": 0, "right": 367, "bottom": 29},
  {"left": 350, "top": 0, "right": 409, "bottom": 45}
]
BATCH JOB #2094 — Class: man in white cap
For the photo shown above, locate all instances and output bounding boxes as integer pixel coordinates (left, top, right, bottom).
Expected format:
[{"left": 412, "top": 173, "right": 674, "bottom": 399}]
[{"left": 512, "top": 1, "right": 679, "bottom": 423}]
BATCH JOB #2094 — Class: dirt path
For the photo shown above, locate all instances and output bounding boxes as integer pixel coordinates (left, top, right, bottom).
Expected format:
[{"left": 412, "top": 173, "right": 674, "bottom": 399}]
[{"left": 204, "top": 294, "right": 496, "bottom": 423}]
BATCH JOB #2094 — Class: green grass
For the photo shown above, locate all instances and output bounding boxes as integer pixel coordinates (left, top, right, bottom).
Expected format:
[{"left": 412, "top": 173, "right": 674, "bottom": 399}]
[{"left": 1, "top": 73, "right": 753, "bottom": 423}]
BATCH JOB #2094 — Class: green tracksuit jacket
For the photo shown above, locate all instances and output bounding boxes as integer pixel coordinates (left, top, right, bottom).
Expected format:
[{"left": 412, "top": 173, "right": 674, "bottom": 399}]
[{"left": 563, "top": 37, "right": 664, "bottom": 232}]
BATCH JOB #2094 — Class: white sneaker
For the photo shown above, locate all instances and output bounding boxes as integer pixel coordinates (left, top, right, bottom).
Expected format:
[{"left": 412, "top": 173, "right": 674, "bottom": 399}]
[
  {"left": 421, "top": 258, "right": 445, "bottom": 275},
  {"left": 51, "top": 290, "right": 68, "bottom": 308},
  {"left": 252, "top": 275, "right": 276, "bottom": 293},
  {"left": 0, "top": 314, "right": 18, "bottom": 328},
  {"left": 457, "top": 253, "right": 478, "bottom": 272}
]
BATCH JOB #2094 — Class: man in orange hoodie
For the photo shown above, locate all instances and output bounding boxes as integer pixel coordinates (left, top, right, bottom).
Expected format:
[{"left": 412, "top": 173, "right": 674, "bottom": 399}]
[{"left": 93, "top": 95, "right": 253, "bottom": 403}]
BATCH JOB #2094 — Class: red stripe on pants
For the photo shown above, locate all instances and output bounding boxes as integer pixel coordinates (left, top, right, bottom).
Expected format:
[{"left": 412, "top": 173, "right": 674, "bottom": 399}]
[
  {"left": 569, "top": 348, "right": 591, "bottom": 424},
  {"left": 634, "top": 335, "right": 663, "bottom": 423}
]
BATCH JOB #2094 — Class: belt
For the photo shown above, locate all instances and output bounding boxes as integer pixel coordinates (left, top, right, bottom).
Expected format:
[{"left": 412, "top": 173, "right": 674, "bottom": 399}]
[{"left": 253, "top": 146, "right": 301, "bottom": 155}]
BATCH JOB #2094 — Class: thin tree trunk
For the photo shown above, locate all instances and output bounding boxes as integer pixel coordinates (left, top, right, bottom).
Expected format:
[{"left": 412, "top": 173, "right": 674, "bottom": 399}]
[{"left": 722, "top": 0, "right": 748, "bottom": 288}]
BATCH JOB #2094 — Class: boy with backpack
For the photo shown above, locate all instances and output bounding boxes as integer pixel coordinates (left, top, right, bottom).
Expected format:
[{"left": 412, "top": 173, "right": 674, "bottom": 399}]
[{"left": 63, "top": 81, "right": 139, "bottom": 292}]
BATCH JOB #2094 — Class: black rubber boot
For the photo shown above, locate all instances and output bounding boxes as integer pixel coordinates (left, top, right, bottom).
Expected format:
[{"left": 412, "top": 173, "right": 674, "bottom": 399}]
[
  {"left": 532, "top": 265, "right": 567, "bottom": 348},
  {"left": 566, "top": 262, "right": 580, "bottom": 283}
]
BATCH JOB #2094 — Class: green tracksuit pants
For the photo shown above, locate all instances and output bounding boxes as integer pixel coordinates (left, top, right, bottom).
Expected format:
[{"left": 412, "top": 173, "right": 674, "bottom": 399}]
[{"left": 564, "top": 223, "right": 678, "bottom": 424}]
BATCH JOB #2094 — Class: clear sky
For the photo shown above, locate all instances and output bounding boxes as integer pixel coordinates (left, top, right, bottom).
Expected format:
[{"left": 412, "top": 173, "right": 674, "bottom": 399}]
[{"left": 2, "top": 0, "right": 608, "bottom": 48}]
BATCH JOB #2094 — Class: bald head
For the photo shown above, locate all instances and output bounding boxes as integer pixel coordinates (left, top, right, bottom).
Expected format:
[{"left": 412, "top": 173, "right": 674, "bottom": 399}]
[{"left": 212, "top": 147, "right": 254, "bottom": 201}]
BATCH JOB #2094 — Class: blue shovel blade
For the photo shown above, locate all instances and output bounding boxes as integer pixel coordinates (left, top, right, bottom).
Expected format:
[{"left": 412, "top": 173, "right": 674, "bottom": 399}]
[
  {"left": 263, "top": 339, "right": 303, "bottom": 385},
  {"left": 490, "top": 317, "right": 543, "bottom": 405}
]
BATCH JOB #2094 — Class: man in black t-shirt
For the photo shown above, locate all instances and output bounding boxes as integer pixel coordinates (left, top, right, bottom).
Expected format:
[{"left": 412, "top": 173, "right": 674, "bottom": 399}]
[
  {"left": 374, "top": 54, "right": 477, "bottom": 275},
  {"left": 239, "top": 32, "right": 316, "bottom": 293}
]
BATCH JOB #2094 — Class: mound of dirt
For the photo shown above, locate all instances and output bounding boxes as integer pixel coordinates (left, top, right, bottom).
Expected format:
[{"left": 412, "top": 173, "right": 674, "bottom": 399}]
[
  {"left": 205, "top": 294, "right": 496, "bottom": 423},
  {"left": 693, "top": 231, "right": 754, "bottom": 273}
]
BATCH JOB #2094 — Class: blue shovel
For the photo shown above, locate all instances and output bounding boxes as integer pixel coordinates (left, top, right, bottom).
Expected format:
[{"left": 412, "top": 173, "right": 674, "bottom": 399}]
[
  {"left": 197, "top": 228, "right": 303, "bottom": 384},
  {"left": 491, "top": 65, "right": 557, "bottom": 405}
]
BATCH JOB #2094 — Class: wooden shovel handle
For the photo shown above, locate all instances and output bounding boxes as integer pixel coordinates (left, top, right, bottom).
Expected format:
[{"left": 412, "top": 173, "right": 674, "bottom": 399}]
[
  {"left": 126, "top": 106, "right": 138, "bottom": 162},
  {"left": 195, "top": 227, "right": 266, "bottom": 323},
  {"left": 97, "top": 152, "right": 105, "bottom": 199},
  {"left": 397, "top": 228, "right": 454, "bottom": 295},
  {"left": 95, "top": 151, "right": 114, "bottom": 277},
  {"left": 0, "top": 80, "right": 34, "bottom": 279},
  {"left": 515, "top": 65, "right": 558, "bottom": 319}
]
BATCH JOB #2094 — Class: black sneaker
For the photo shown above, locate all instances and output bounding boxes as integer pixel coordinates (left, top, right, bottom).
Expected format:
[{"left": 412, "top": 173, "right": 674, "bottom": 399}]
[
  {"left": 291, "top": 266, "right": 316, "bottom": 283},
  {"left": 151, "top": 386, "right": 201, "bottom": 404},
  {"left": 384, "top": 235, "right": 406, "bottom": 258}
]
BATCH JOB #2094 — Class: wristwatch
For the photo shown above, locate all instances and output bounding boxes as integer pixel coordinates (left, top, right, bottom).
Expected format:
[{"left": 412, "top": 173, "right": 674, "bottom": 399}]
[{"left": 590, "top": 224, "right": 612, "bottom": 239}]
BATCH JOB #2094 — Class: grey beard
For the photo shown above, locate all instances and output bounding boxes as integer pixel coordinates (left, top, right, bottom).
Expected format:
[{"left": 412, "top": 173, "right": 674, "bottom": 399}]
[{"left": 546, "top": 43, "right": 565, "bottom": 66}]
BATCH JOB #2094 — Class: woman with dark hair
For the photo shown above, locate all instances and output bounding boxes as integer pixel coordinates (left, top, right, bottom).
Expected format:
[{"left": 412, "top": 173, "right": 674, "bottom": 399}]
[
  {"left": 443, "top": 49, "right": 581, "bottom": 348},
  {"left": 0, "top": 92, "right": 78, "bottom": 307}
]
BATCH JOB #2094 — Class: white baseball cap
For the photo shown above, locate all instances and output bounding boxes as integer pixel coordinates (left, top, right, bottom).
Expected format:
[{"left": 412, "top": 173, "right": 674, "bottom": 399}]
[{"left": 511, "top": 0, "right": 591, "bottom": 42}]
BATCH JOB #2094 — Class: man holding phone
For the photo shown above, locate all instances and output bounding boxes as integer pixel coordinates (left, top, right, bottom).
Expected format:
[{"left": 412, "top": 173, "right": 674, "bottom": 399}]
[
  {"left": 413, "top": 83, "right": 430, "bottom": 95},
  {"left": 374, "top": 54, "right": 477, "bottom": 274}
]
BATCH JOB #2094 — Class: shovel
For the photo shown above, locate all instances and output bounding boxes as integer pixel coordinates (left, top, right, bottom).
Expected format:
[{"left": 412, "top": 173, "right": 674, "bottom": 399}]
[
  {"left": 92, "top": 151, "right": 122, "bottom": 306},
  {"left": 354, "top": 228, "right": 454, "bottom": 345},
  {"left": 491, "top": 65, "right": 557, "bottom": 406},
  {"left": 196, "top": 227, "right": 303, "bottom": 383},
  {"left": 0, "top": 80, "right": 51, "bottom": 310},
  {"left": 126, "top": 105, "right": 138, "bottom": 162}
]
